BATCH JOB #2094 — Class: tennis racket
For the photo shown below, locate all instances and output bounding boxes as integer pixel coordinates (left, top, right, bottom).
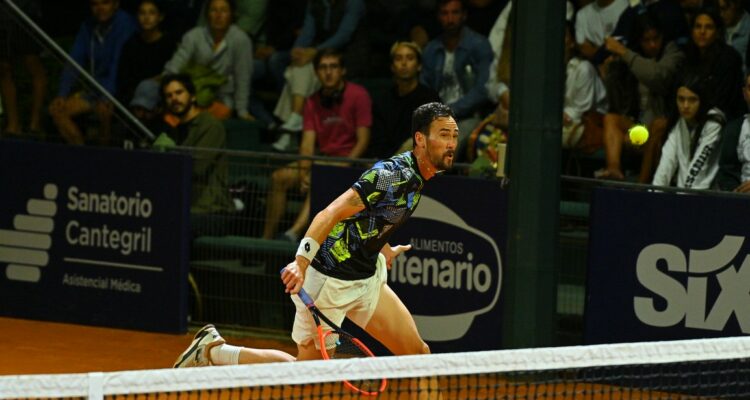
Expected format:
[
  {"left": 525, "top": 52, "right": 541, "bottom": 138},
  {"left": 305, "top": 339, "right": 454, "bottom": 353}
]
[{"left": 282, "top": 269, "right": 387, "bottom": 396}]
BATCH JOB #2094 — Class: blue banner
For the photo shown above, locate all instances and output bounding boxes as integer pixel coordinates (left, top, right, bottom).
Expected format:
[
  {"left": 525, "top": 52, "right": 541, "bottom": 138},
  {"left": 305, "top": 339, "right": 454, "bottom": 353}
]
[
  {"left": 586, "top": 187, "right": 750, "bottom": 344},
  {"left": 0, "top": 140, "right": 191, "bottom": 333},
  {"left": 312, "top": 164, "right": 506, "bottom": 352}
]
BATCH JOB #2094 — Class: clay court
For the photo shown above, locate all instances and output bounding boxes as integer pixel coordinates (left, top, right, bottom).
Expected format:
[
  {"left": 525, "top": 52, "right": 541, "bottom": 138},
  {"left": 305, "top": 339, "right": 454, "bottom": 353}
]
[{"left": 0, "top": 317, "right": 297, "bottom": 375}]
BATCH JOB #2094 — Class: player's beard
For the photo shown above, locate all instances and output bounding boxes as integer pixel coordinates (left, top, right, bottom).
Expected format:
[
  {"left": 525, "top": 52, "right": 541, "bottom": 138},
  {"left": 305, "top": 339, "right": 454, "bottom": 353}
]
[{"left": 429, "top": 147, "right": 455, "bottom": 171}]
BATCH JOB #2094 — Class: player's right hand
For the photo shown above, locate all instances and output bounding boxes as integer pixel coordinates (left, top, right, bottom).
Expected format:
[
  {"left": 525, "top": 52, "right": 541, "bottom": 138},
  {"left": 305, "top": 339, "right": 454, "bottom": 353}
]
[{"left": 280, "top": 261, "right": 305, "bottom": 294}]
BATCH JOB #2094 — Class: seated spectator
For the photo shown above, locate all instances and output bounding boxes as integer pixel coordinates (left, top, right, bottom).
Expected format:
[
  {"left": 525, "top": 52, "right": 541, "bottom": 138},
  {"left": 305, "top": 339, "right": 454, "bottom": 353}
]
[
  {"left": 271, "top": 0, "right": 368, "bottom": 152},
  {"left": 49, "top": 0, "right": 137, "bottom": 145},
  {"left": 252, "top": 0, "right": 305, "bottom": 91},
  {"left": 129, "top": 79, "right": 165, "bottom": 134},
  {"left": 598, "top": 11, "right": 684, "bottom": 181},
  {"left": 575, "top": 0, "right": 629, "bottom": 62},
  {"left": 0, "top": 0, "right": 46, "bottom": 137},
  {"left": 652, "top": 75, "right": 725, "bottom": 189},
  {"left": 718, "top": 0, "right": 750, "bottom": 73},
  {"left": 263, "top": 49, "right": 371, "bottom": 242},
  {"left": 683, "top": 7, "right": 744, "bottom": 120},
  {"left": 159, "top": 74, "right": 235, "bottom": 232},
  {"left": 730, "top": 72, "right": 750, "bottom": 192},
  {"left": 562, "top": 21, "right": 608, "bottom": 152},
  {"left": 163, "top": 0, "right": 254, "bottom": 121},
  {"left": 369, "top": 41, "right": 441, "bottom": 158},
  {"left": 117, "top": 0, "right": 177, "bottom": 106},
  {"left": 421, "top": 0, "right": 493, "bottom": 151},
  {"left": 486, "top": 1, "right": 574, "bottom": 130},
  {"left": 250, "top": 0, "right": 307, "bottom": 127},
  {"left": 485, "top": 0, "right": 512, "bottom": 110},
  {"left": 593, "top": 0, "right": 689, "bottom": 65}
]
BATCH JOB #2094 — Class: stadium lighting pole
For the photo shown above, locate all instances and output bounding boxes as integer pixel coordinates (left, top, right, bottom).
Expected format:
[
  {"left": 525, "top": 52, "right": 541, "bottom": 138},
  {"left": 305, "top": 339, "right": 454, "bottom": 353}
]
[{"left": 501, "top": 0, "right": 565, "bottom": 348}]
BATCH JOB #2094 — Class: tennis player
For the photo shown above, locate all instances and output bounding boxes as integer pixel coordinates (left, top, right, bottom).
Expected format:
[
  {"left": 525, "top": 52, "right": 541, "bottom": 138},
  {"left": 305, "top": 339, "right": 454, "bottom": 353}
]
[{"left": 175, "top": 102, "right": 458, "bottom": 367}]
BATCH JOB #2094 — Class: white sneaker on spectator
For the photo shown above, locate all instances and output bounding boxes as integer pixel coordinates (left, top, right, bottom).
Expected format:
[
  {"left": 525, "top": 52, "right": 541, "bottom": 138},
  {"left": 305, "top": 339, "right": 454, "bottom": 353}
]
[
  {"left": 280, "top": 113, "right": 302, "bottom": 132},
  {"left": 272, "top": 132, "right": 292, "bottom": 152}
]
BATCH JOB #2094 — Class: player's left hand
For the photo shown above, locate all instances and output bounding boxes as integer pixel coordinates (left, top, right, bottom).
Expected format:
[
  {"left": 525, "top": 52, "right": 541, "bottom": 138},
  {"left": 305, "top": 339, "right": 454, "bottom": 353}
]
[{"left": 381, "top": 244, "right": 412, "bottom": 269}]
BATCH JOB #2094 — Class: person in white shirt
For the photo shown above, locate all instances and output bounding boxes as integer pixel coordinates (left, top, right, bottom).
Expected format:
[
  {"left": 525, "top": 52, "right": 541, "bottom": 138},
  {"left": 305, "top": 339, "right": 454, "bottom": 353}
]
[
  {"left": 575, "top": 0, "right": 629, "bottom": 60},
  {"left": 563, "top": 22, "right": 609, "bottom": 148},
  {"left": 652, "top": 75, "right": 725, "bottom": 188},
  {"left": 733, "top": 73, "right": 750, "bottom": 192}
]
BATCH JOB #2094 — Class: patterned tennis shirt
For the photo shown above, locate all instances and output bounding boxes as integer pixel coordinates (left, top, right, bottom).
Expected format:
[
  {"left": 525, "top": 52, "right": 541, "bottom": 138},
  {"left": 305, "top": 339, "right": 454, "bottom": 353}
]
[{"left": 314, "top": 152, "right": 425, "bottom": 280}]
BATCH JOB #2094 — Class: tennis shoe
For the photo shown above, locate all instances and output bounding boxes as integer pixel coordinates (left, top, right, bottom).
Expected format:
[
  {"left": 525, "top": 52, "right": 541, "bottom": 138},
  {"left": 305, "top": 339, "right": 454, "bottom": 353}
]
[{"left": 173, "top": 324, "right": 226, "bottom": 368}]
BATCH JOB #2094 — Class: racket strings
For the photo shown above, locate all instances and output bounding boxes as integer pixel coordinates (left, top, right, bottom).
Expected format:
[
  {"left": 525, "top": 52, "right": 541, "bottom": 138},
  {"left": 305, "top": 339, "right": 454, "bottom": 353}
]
[
  {"left": 325, "top": 332, "right": 386, "bottom": 395},
  {"left": 327, "top": 332, "right": 368, "bottom": 359}
]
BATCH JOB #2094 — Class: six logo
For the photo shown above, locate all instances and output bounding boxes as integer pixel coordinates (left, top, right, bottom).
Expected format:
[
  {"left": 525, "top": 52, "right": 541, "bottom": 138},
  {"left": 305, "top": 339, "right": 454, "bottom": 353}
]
[
  {"left": 0, "top": 184, "right": 57, "bottom": 283},
  {"left": 634, "top": 235, "right": 750, "bottom": 333}
]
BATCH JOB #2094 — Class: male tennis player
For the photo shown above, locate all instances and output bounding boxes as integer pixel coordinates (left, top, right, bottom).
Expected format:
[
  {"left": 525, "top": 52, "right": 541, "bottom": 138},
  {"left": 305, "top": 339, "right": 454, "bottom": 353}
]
[{"left": 175, "top": 102, "right": 457, "bottom": 366}]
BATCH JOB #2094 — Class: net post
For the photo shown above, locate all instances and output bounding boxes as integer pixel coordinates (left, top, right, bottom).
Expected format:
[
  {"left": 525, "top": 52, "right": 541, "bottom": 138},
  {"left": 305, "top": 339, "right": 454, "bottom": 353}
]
[{"left": 87, "top": 372, "right": 103, "bottom": 400}]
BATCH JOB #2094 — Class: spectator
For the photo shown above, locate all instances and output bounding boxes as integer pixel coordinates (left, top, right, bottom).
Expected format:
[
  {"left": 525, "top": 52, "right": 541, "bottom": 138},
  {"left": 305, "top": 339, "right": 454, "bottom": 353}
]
[
  {"left": 271, "top": 0, "right": 368, "bottom": 152},
  {"left": 252, "top": 0, "right": 306, "bottom": 91},
  {"left": 731, "top": 72, "right": 750, "bottom": 192},
  {"left": 652, "top": 75, "right": 725, "bottom": 189},
  {"left": 0, "top": 0, "right": 46, "bottom": 137},
  {"left": 597, "top": 11, "right": 683, "bottom": 182},
  {"left": 421, "top": 0, "right": 493, "bottom": 149},
  {"left": 129, "top": 79, "right": 165, "bottom": 134},
  {"left": 714, "top": 71, "right": 750, "bottom": 191},
  {"left": 562, "top": 21, "right": 608, "bottom": 151},
  {"left": 594, "top": 0, "right": 689, "bottom": 65},
  {"left": 117, "top": 0, "right": 177, "bottom": 106},
  {"left": 485, "top": 1, "right": 576, "bottom": 118},
  {"left": 485, "top": 0, "right": 512, "bottom": 108},
  {"left": 683, "top": 7, "right": 744, "bottom": 120},
  {"left": 163, "top": 0, "right": 254, "bottom": 121},
  {"left": 718, "top": 0, "right": 750, "bottom": 73},
  {"left": 263, "top": 49, "right": 371, "bottom": 242},
  {"left": 49, "top": 0, "right": 137, "bottom": 145},
  {"left": 159, "top": 74, "right": 234, "bottom": 225},
  {"left": 369, "top": 41, "right": 441, "bottom": 158},
  {"left": 575, "top": 0, "right": 629, "bottom": 62},
  {"left": 250, "top": 0, "right": 307, "bottom": 127}
]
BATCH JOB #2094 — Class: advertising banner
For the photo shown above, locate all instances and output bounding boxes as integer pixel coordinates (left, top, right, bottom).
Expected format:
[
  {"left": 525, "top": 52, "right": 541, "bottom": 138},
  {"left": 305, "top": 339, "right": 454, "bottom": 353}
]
[
  {"left": 0, "top": 141, "right": 191, "bottom": 333},
  {"left": 586, "top": 187, "right": 750, "bottom": 343},
  {"left": 312, "top": 164, "right": 506, "bottom": 352}
]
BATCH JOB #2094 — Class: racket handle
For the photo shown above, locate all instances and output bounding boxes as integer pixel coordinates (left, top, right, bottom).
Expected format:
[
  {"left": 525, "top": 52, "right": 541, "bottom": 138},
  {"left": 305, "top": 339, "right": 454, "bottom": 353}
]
[
  {"left": 297, "top": 288, "right": 314, "bottom": 307},
  {"left": 280, "top": 267, "right": 315, "bottom": 307}
]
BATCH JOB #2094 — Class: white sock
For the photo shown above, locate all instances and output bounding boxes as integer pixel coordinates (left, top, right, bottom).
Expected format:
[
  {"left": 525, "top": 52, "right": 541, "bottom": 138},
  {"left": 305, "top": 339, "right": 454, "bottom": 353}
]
[{"left": 209, "top": 344, "right": 242, "bottom": 365}]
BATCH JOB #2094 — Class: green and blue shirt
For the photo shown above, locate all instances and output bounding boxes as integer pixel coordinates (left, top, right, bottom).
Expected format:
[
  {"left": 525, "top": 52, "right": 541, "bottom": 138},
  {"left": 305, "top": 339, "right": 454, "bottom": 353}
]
[{"left": 315, "top": 152, "right": 425, "bottom": 280}]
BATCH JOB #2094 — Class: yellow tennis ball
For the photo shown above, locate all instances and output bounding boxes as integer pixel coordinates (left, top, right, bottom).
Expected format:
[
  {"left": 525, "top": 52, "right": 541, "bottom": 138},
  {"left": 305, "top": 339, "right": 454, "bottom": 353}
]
[{"left": 629, "top": 124, "right": 649, "bottom": 146}]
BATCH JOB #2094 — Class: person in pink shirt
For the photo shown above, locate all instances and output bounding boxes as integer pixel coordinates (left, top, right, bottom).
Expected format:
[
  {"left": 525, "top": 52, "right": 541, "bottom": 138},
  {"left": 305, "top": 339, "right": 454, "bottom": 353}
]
[{"left": 263, "top": 48, "right": 372, "bottom": 242}]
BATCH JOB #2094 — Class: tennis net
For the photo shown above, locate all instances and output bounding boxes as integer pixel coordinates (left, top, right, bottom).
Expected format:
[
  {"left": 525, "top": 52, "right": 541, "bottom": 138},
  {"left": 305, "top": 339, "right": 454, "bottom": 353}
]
[{"left": 1, "top": 335, "right": 748, "bottom": 399}]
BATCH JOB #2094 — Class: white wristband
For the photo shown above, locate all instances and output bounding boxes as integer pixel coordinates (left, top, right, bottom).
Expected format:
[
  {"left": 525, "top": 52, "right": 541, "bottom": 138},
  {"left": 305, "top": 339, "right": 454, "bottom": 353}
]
[{"left": 296, "top": 237, "right": 320, "bottom": 261}]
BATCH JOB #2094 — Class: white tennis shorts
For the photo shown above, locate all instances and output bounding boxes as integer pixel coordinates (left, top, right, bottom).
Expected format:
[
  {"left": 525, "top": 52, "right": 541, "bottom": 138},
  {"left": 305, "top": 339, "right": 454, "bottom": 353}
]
[{"left": 291, "top": 253, "right": 388, "bottom": 346}]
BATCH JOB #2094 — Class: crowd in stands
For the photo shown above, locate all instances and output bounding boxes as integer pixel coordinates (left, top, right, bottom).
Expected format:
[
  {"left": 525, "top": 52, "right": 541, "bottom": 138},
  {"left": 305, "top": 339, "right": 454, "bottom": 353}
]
[{"left": 6, "top": 0, "right": 750, "bottom": 238}]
